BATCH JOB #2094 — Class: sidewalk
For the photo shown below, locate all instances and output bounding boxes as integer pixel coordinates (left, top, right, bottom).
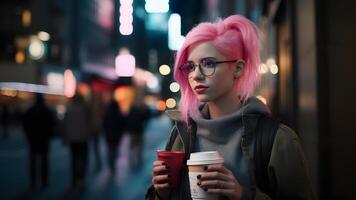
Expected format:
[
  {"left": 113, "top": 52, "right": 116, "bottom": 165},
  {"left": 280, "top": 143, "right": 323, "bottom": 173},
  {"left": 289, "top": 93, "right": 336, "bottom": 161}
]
[{"left": 0, "top": 114, "right": 172, "bottom": 200}]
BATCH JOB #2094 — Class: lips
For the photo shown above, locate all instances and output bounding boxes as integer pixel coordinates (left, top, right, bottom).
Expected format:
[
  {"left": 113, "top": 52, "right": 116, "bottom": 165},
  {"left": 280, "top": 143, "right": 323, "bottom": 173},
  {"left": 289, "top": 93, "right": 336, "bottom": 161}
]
[{"left": 194, "top": 85, "right": 209, "bottom": 94}]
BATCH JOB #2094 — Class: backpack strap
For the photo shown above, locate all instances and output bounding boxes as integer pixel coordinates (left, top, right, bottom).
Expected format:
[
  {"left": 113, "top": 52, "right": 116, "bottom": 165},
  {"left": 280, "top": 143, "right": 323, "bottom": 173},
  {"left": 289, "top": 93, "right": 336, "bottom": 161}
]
[
  {"left": 253, "top": 116, "right": 280, "bottom": 198},
  {"left": 166, "top": 118, "right": 196, "bottom": 150},
  {"left": 164, "top": 126, "right": 178, "bottom": 150},
  {"left": 159, "top": 119, "right": 196, "bottom": 200},
  {"left": 242, "top": 114, "right": 280, "bottom": 199}
]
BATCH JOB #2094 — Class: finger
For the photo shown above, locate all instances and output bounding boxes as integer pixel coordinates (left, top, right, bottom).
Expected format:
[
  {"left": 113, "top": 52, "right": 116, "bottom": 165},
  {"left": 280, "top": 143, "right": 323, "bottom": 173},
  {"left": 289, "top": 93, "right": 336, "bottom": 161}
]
[
  {"left": 154, "top": 183, "right": 170, "bottom": 190},
  {"left": 206, "top": 188, "right": 235, "bottom": 196},
  {"left": 199, "top": 180, "right": 234, "bottom": 189},
  {"left": 199, "top": 171, "right": 232, "bottom": 182},
  {"left": 205, "top": 164, "right": 231, "bottom": 175},
  {"left": 152, "top": 174, "right": 170, "bottom": 184},
  {"left": 153, "top": 160, "right": 166, "bottom": 167},
  {"left": 152, "top": 165, "right": 169, "bottom": 176}
]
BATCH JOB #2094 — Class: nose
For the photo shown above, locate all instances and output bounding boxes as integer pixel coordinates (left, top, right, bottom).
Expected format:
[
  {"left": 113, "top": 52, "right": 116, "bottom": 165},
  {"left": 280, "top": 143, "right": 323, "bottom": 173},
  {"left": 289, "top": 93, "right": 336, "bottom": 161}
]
[{"left": 189, "top": 65, "right": 204, "bottom": 80}]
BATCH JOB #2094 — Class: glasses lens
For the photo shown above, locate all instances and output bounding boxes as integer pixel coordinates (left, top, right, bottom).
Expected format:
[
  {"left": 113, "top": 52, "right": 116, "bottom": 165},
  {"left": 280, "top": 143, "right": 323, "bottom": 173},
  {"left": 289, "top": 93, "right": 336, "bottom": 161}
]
[
  {"left": 200, "top": 59, "right": 216, "bottom": 76},
  {"left": 180, "top": 63, "right": 193, "bottom": 77}
]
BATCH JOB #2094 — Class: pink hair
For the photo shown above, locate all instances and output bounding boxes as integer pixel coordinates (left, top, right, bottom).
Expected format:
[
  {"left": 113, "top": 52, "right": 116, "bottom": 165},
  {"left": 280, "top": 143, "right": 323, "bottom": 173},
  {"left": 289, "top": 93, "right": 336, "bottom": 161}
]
[{"left": 174, "top": 15, "right": 261, "bottom": 124}]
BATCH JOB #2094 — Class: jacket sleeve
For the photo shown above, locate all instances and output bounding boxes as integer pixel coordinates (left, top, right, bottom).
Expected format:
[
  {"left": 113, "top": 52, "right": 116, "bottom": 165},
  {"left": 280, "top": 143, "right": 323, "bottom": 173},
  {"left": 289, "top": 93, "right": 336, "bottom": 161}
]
[{"left": 256, "top": 124, "right": 316, "bottom": 200}]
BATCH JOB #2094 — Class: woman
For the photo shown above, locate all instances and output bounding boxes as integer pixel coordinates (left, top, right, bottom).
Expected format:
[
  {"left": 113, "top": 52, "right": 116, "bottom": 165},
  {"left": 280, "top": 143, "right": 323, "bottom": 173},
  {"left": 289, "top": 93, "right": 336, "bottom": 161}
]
[{"left": 148, "top": 15, "right": 315, "bottom": 200}]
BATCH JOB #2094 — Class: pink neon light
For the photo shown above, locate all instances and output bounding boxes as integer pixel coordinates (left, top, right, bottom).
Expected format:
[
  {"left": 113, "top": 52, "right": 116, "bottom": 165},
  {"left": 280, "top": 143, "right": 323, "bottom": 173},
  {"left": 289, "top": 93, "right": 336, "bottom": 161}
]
[
  {"left": 119, "top": 5, "right": 133, "bottom": 14},
  {"left": 64, "top": 69, "right": 77, "bottom": 98},
  {"left": 98, "top": 0, "right": 114, "bottom": 30},
  {"left": 119, "top": 0, "right": 133, "bottom": 35},
  {"left": 119, "top": 25, "right": 133, "bottom": 35},
  {"left": 115, "top": 54, "right": 135, "bottom": 77},
  {"left": 119, "top": 14, "right": 133, "bottom": 24}
]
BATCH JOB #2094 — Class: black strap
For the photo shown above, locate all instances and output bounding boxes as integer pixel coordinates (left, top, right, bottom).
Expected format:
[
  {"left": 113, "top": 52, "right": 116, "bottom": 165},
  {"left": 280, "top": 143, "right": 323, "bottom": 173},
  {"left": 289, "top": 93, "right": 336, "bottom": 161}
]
[
  {"left": 167, "top": 118, "right": 196, "bottom": 157},
  {"left": 253, "top": 116, "right": 280, "bottom": 198},
  {"left": 155, "top": 120, "right": 196, "bottom": 200},
  {"left": 164, "top": 127, "right": 178, "bottom": 150},
  {"left": 176, "top": 119, "right": 196, "bottom": 200}
]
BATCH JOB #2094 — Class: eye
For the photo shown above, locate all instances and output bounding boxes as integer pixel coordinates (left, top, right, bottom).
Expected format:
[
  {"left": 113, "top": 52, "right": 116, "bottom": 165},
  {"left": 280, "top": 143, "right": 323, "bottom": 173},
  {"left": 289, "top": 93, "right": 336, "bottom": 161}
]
[
  {"left": 180, "top": 62, "right": 195, "bottom": 72},
  {"left": 201, "top": 59, "right": 216, "bottom": 68},
  {"left": 186, "top": 62, "right": 195, "bottom": 71}
]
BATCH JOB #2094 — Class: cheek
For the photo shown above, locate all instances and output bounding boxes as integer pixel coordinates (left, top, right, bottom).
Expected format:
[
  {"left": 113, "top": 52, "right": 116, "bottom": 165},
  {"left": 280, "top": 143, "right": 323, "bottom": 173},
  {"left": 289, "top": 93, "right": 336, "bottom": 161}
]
[
  {"left": 188, "top": 79, "right": 194, "bottom": 89},
  {"left": 213, "top": 71, "right": 234, "bottom": 88}
]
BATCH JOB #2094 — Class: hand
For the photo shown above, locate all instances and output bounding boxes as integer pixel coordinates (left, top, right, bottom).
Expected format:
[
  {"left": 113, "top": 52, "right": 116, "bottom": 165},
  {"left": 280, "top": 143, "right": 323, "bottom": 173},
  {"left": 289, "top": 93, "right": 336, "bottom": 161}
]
[
  {"left": 197, "top": 164, "right": 242, "bottom": 200},
  {"left": 152, "top": 160, "right": 171, "bottom": 199}
]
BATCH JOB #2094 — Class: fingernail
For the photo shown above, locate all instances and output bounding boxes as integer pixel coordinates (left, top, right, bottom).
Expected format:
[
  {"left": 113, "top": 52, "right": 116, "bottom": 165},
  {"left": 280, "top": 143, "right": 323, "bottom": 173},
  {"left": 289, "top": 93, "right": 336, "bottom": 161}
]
[
  {"left": 197, "top": 175, "right": 201, "bottom": 179},
  {"left": 204, "top": 166, "right": 208, "bottom": 171},
  {"left": 197, "top": 182, "right": 201, "bottom": 186}
]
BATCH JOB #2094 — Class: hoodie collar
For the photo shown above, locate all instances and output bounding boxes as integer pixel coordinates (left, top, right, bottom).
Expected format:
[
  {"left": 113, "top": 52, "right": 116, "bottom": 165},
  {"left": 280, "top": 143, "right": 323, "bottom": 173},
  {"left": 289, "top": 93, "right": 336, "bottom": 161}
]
[{"left": 192, "top": 97, "right": 271, "bottom": 143}]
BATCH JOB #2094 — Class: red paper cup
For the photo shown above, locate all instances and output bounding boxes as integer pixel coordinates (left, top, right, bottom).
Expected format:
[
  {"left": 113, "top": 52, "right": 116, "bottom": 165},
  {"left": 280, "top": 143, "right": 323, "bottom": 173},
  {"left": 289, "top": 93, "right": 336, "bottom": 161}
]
[{"left": 156, "top": 150, "right": 185, "bottom": 186}]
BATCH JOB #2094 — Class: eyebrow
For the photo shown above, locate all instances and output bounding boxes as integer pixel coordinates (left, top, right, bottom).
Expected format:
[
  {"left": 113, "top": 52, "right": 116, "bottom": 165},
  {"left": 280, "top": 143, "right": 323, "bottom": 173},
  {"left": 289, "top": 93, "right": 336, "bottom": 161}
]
[{"left": 186, "top": 57, "right": 217, "bottom": 63}]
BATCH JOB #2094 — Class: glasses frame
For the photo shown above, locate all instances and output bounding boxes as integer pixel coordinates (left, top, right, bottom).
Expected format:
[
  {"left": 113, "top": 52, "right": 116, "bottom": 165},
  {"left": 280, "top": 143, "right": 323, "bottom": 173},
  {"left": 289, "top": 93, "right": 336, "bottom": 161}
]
[{"left": 179, "top": 59, "right": 238, "bottom": 78}]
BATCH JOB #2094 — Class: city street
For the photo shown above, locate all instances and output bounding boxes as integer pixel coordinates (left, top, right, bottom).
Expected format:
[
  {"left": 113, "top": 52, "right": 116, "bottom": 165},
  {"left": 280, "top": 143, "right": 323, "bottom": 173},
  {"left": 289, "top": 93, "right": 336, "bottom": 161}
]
[{"left": 0, "top": 114, "right": 172, "bottom": 200}]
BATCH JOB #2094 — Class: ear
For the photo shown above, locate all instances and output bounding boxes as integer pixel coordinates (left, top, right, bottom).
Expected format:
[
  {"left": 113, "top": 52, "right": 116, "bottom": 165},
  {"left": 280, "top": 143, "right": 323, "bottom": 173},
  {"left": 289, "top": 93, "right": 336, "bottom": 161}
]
[{"left": 233, "top": 59, "right": 245, "bottom": 79}]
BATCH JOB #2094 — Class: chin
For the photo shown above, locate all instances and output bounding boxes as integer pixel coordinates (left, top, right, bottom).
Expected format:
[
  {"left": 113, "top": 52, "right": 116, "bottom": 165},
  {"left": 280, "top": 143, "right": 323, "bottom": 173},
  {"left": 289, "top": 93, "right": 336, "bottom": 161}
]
[{"left": 196, "top": 95, "right": 211, "bottom": 102}]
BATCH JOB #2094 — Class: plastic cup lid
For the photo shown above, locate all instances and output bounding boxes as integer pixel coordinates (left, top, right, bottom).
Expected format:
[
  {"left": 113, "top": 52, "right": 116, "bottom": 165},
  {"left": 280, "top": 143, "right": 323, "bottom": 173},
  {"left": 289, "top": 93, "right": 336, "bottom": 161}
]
[{"left": 187, "top": 151, "right": 224, "bottom": 165}]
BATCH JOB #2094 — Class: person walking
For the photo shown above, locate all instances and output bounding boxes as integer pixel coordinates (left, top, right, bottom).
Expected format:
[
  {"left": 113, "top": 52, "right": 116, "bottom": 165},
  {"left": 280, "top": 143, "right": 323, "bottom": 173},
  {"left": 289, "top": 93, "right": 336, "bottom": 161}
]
[
  {"left": 23, "top": 93, "right": 54, "bottom": 190},
  {"left": 103, "top": 97, "right": 125, "bottom": 176},
  {"left": 63, "top": 92, "right": 91, "bottom": 191},
  {"left": 89, "top": 91, "right": 105, "bottom": 171},
  {"left": 116, "top": 86, "right": 151, "bottom": 170}
]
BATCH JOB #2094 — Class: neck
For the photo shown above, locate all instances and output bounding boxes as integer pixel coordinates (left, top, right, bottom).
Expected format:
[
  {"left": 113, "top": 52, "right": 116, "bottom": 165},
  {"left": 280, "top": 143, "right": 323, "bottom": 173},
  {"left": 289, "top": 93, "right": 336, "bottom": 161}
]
[{"left": 208, "top": 96, "right": 241, "bottom": 119}]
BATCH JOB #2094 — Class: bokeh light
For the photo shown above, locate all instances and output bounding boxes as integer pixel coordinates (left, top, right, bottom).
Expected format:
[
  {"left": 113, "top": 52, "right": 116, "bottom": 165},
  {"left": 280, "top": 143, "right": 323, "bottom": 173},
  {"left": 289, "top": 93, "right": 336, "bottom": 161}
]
[
  {"left": 159, "top": 64, "right": 171, "bottom": 75},
  {"left": 15, "top": 51, "right": 25, "bottom": 64},
  {"left": 29, "top": 38, "right": 45, "bottom": 60},
  {"left": 256, "top": 95, "right": 267, "bottom": 105},
  {"left": 156, "top": 100, "right": 166, "bottom": 111},
  {"left": 64, "top": 69, "right": 76, "bottom": 98},
  {"left": 259, "top": 63, "right": 268, "bottom": 74},
  {"left": 270, "top": 64, "right": 279, "bottom": 74},
  {"left": 165, "top": 98, "right": 176, "bottom": 108},
  {"left": 38, "top": 31, "right": 50, "bottom": 41},
  {"left": 169, "top": 82, "right": 180, "bottom": 93},
  {"left": 115, "top": 54, "right": 136, "bottom": 77},
  {"left": 145, "top": 0, "right": 169, "bottom": 13}
]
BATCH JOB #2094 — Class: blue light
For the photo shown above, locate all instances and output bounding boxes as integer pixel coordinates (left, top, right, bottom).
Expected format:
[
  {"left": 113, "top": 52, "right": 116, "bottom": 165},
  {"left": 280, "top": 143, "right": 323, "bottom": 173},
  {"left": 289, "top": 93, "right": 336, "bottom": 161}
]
[
  {"left": 168, "top": 14, "right": 184, "bottom": 50},
  {"left": 146, "top": 13, "right": 168, "bottom": 31},
  {"left": 145, "top": 0, "right": 169, "bottom": 13}
]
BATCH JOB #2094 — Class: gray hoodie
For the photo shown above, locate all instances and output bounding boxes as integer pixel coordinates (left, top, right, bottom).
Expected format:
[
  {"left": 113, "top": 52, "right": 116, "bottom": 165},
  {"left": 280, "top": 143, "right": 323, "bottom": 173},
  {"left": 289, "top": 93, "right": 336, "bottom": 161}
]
[
  {"left": 152, "top": 97, "right": 316, "bottom": 200},
  {"left": 192, "top": 97, "right": 271, "bottom": 190}
]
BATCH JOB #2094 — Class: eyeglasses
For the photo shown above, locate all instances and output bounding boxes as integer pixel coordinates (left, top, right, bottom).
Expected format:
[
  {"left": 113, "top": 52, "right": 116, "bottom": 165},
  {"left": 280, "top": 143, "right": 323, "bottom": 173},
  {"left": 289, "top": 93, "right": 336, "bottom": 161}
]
[{"left": 179, "top": 58, "right": 238, "bottom": 78}]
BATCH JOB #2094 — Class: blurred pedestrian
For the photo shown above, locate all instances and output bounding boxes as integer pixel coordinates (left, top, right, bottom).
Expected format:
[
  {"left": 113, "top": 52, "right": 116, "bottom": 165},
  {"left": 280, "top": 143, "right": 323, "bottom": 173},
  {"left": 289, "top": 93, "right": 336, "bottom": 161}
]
[
  {"left": 23, "top": 93, "right": 54, "bottom": 190},
  {"left": 63, "top": 92, "right": 91, "bottom": 191},
  {"left": 89, "top": 92, "right": 105, "bottom": 171},
  {"left": 103, "top": 97, "right": 125, "bottom": 176},
  {"left": 115, "top": 86, "right": 150, "bottom": 170},
  {"left": 126, "top": 105, "right": 150, "bottom": 170}
]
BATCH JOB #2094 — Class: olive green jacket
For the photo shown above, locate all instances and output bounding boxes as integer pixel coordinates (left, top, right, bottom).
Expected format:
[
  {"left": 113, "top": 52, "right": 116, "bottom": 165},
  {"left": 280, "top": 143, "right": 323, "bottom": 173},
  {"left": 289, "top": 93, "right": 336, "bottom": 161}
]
[{"left": 148, "top": 110, "right": 316, "bottom": 200}]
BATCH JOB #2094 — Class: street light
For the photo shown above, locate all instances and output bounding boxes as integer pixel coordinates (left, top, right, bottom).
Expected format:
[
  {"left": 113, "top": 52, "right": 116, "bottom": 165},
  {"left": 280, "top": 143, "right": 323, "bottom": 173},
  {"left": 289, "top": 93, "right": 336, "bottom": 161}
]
[
  {"left": 28, "top": 38, "right": 45, "bottom": 60},
  {"left": 115, "top": 54, "right": 136, "bottom": 77}
]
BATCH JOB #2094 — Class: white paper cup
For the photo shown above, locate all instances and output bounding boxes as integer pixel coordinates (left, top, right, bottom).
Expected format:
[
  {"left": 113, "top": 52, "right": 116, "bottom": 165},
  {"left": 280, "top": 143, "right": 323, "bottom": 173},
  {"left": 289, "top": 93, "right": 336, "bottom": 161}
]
[{"left": 187, "top": 151, "right": 224, "bottom": 200}]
